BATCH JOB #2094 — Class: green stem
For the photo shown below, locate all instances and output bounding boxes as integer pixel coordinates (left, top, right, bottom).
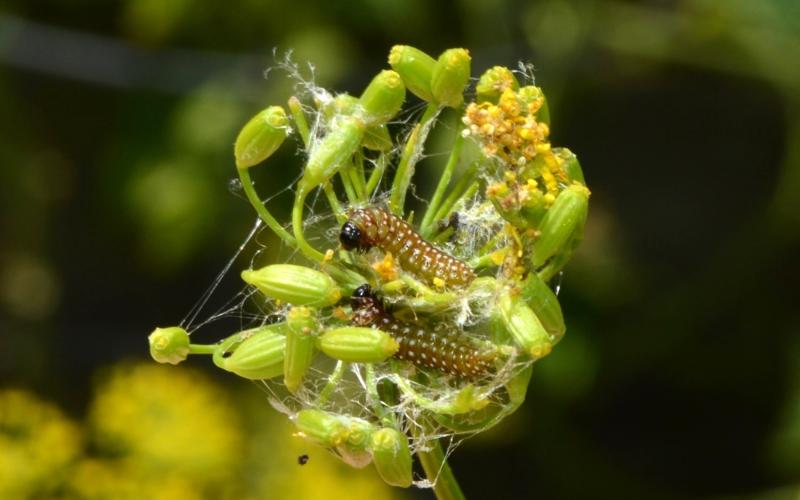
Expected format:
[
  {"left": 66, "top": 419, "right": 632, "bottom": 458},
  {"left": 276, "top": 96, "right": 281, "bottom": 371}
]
[
  {"left": 188, "top": 343, "right": 217, "bottom": 355},
  {"left": 238, "top": 168, "right": 297, "bottom": 247},
  {"left": 389, "top": 103, "right": 440, "bottom": 215},
  {"left": 433, "top": 178, "right": 479, "bottom": 226},
  {"left": 288, "top": 96, "right": 311, "bottom": 147},
  {"left": 365, "top": 365, "right": 394, "bottom": 427},
  {"left": 316, "top": 360, "right": 346, "bottom": 405},
  {"left": 416, "top": 429, "right": 465, "bottom": 500},
  {"left": 421, "top": 133, "right": 464, "bottom": 238},
  {"left": 352, "top": 151, "right": 367, "bottom": 201},
  {"left": 323, "top": 182, "right": 346, "bottom": 222},
  {"left": 292, "top": 187, "right": 325, "bottom": 262},
  {"left": 365, "top": 153, "right": 388, "bottom": 197},
  {"left": 339, "top": 166, "right": 359, "bottom": 204}
]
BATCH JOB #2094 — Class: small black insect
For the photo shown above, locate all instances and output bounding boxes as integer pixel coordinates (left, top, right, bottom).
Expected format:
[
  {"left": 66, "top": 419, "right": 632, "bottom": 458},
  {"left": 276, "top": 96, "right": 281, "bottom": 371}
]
[{"left": 298, "top": 454, "right": 309, "bottom": 465}]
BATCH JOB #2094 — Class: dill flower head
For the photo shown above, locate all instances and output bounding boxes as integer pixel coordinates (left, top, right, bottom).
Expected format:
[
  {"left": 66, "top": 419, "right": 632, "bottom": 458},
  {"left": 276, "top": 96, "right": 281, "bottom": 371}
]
[{"left": 147, "top": 45, "right": 591, "bottom": 493}]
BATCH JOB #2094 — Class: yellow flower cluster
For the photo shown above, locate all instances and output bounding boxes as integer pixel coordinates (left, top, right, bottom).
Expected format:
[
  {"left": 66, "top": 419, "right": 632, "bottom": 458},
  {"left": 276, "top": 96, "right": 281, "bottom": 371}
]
[
  {"left": 463, "top": 87, "right": 568, "bottom": 208},
  {"left": 0, "top": 389, "right": 82, "bottom": 498}
]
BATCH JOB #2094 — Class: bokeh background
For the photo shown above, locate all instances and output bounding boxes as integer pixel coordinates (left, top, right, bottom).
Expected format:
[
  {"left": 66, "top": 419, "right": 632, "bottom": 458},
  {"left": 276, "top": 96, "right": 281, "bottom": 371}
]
[{"left": 1, "top": 0, "right": 799, "bottom": 498}]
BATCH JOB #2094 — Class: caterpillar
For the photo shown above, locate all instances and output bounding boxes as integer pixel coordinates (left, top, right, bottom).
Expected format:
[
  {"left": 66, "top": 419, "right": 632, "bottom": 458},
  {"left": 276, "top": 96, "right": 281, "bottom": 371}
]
[
  {"left": 339, "top": 207, "right": 476, "bottom": 287},
  {"left": 350, "top": 284, "right": 494, "bottom": 379}
]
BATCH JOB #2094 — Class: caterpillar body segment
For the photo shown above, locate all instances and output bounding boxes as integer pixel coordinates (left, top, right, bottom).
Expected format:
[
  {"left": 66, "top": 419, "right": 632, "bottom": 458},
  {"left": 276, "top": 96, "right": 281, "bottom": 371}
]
[
  {"left": 350, "top": 285, "right": 493, "bottom": 379},
  {"left": 340, "top": 207, "right": 476, "bottom": 288}
]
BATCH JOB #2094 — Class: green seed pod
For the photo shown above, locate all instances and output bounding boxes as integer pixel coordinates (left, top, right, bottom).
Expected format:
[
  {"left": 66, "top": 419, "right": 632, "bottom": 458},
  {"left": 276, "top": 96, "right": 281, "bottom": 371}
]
[
  {"left": 322, "top": 94, "right": 392, "bottom": 152},
  {"left": 476, "top": 66, "right": 519, "bottom": 103},
  {"left": 220, "top": 327, "right": 286, "bottom": 380},
  {"left": 358, "top": 70, "right": 406, "bottom": 126},
  {"left": 284, "top": 306, "right": 317, "bottom": 393},
  {"left": 556, "top": 147, "right": 585, "bottom": 184},
  {"left": 431, "top": 48, "right": 471, "bottom": 108},
  {"left": 532, "top": 184, "right": 590, "bottom": 268},
  {"left": 337, "top": 416, "right": 377, "bottom": 468},
  {"left": 517, "top": 85, "right": 550, "bottom": 126},
  {"left": 297, "top": 115, "right": 365, "bottom": 193},
  {"left": 148, "top": 326, "right": 190, "bottom": 365},
  {"left": 497, "top": 289, "right": 552, "bottom": 359},
  {"left": 370, "top": 427, "right": 413, "bottom": 488},
  {"left": 241, "top": 264, "right": 342, "bottom": 306},
  {"left": 234, "top": 106, "right": 290, "bottom": 170},
  {"left": 388, "top": 45, "right": 436, "bottom": 102},
  {"left": 520, "top": 271, "right": 566, "bottom": 343},
  {"left": 295, "top": 409, "right": 348, "bottom": 447},
  {"left": 318, "top": 327, "right": 399, "bottom": 363}
]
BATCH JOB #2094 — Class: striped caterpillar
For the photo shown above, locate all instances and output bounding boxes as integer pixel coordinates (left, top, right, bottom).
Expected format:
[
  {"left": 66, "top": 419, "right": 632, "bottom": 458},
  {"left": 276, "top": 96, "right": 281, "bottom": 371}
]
[
  {"left": 339, "top": 208, "right": 476, "bottom": 288},
  {"left": 350, "top": 284, "right": 494, "bottom": 379}
]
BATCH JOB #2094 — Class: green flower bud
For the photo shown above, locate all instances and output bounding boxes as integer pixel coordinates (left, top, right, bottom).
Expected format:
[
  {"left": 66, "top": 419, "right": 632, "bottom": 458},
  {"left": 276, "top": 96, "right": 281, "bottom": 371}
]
[
  {"left": 520, "top": 271, "right": 566, "bottom": 342},
  {"left": 556, "top": 147, "right": 585, "bottom": 184},
  {"left": 370, "top": 427, "right": 413, "bottom": 487},
  {"left": 431, "top": 48, "right": 471, "bottom": 108},
  {"left": 323, "top": 94, "right": 392, "bottom": 151},
  {"left": 532, "top": 184, "right": 590, "bottom": 268},
  {"left": 358, "top": 70, "right": 406, "bottom": 126},
  {"left": 284, "top": 306, "right": 317, "bottom": 393},
  {"left": 234, "top": 106, "right": 289, "bottom": 170},
  {"left": 148, "top": 326, "right": 190, "bottom": 365},
  {"left": 517, "top": 85, "right": 549, "bottom": 126},
  {"left": 297, "top": 115, "right": 365, "bottom": 193},
  {"left": 363, "top": 124, "right": 393, "bottom": 152},
  {"left": 220, "top": 326, "right": 286, "bottom": 380},
  {"left": 295, "top": 409, "right": 348, "bottom": 447},
  {"left": 388, "top": 45, "right": 436, "bottom": 102},
  {"left": 318, "top": 327, "right": 399, "bottom": 363},
  {"left": 497, "top": 290, "right": 552, "bottom": 359},
  {"left": 241, "top": 264, "right": 342, "bottom": 306},
  {"left": 337, "top": 416, "right": 376, "bottom": 468},
  {"left": 476, "top": 66, "right": 519, "bottom": 103}
]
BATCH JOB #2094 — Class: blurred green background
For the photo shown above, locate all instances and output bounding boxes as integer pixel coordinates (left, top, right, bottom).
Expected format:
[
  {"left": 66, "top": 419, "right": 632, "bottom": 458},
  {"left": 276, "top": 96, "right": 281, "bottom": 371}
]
[{"left": 1, "top": 0, "right": 799, "bottom": 498}]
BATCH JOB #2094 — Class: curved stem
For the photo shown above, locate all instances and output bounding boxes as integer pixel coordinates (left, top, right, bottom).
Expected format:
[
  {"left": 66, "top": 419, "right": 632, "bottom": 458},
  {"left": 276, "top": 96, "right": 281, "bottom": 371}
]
[
  {"left": 421, "top": 132, "right": 464, "bottom": 238},
  {"left": 238, "top": 168, "right": 297, "bottom": 247},
  {"left": 292, "top": 187, "right": 325, "bottom": 262},
  {"left": 416, "top": 432, "right": 465, "bottom": 500}
]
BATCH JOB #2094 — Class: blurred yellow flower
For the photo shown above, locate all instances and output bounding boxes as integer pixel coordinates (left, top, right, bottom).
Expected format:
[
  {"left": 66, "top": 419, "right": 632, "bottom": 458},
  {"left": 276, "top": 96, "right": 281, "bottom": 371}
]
[
  {"left": 88, "top": 363, "right": 242, "bottom": 488},
  {"left": 0, "top": 389, "right": 82, "bottom": 498},
  {"left": 67, "top": 459, "right": 205, "bottom": 500}
]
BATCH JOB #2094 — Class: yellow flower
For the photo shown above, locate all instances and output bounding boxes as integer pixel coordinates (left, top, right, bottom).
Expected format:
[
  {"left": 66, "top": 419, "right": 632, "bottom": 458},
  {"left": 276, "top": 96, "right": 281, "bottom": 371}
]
[
  {"left": 88, "top": 363, "right": 242, "bottom": 487},
  {"left": 0, "top": 389, "right": 82, "bottom": 498}
]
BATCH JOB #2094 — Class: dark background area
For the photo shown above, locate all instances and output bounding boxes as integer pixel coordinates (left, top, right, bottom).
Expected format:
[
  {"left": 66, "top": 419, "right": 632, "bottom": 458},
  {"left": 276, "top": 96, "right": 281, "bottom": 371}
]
[{"left": 1, "top": 0, "right": 799, "bottom": 498}]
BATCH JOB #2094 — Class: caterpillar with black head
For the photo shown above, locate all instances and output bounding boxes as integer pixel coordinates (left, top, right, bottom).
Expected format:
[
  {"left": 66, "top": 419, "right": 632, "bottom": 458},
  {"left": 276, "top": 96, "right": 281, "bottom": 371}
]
[
  {"left": 350, "top": 284, "right": 494, "bottom": 379},
  {"left": 339, "top": 208, "right": 476, "bottom": 288}
]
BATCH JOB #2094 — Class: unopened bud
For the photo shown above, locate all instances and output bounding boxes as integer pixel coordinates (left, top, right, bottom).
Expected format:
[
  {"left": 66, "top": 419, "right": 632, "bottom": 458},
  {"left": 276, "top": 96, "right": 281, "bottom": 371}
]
[
  {"left": 476, "top": 66, "right": 519, "bottom": 103},
  {"left": 241, "top": 264, "right": 342, "bottom": 307},
  {"left": 148, "top": 326, "right": 190, "bottom": 365},
  {"left": 220, "top": 326, "right": 286, "bottom": 380},
  {"left": 520, "top": 271, "right": 565, "bottom": 342},
  {"left": 297, "top": 115, "right": 365, "bottom": 193},
  {"left": 517, "top": 85, "right": 550, "bottom": 126},
  {"left": 337, "top": 416, "right": 376, "bottom": 468},
  {"left": 370, "top": 427, "right": 413, "bottom": 488},
  {"left": 358, "top": 70, "right": 406, "bottom": 125},
  {"left": 284, "top": 306, "right": 318, "bottom": 393},
  {"left": 532, "top": 184, "right": 590, "bottom": 268},
  {"left": 318, "top": 327, "right": 399, "bottom": 363},
  {"left": 556, "top": 147, "right": 585, "bottom": 184},
  {"left": 295, "top": 409, "right": 348, "bottom": 447},
  {"left": 497, "top": 290, "right": 552, "bottom": 359},
  {"left": 431, "top": 48, "right": 471, "bottom": 108},
  {"left": 234, "top": 106, "right": 289, "bottom": 170},
  {"left": 388, "top": 45, "right": 436, "bottom": 102}
]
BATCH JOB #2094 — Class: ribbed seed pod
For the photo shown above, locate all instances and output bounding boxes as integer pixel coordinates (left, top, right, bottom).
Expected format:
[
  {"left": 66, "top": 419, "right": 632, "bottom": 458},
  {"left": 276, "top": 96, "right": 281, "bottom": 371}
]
[
  {"left": 350, "top": 285, "right": 494, "bottom": 379},
  {"left": 318, "top": 327, "right": 399, "bottom": 363},
  {"left": 370, "top": 427, "right": 413, "bottom": 487},
  {"left": 340, "top": 208, "right": 476, "bottom": 288},
  {"left": 284, "top": 307, "right": 317, "bottom": 393},
  {"left": 388, "top": 45, "right": 436, "bottom": 102}
]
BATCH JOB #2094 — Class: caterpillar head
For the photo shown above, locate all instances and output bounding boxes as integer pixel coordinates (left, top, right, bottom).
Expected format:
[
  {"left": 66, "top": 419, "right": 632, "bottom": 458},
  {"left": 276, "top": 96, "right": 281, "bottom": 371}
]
[
  {"left": 350, "top": 283, "right": 376, "bottom": 309},
  {"left": 339, "top": 221, "right": 370, "bottom": 252}
]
